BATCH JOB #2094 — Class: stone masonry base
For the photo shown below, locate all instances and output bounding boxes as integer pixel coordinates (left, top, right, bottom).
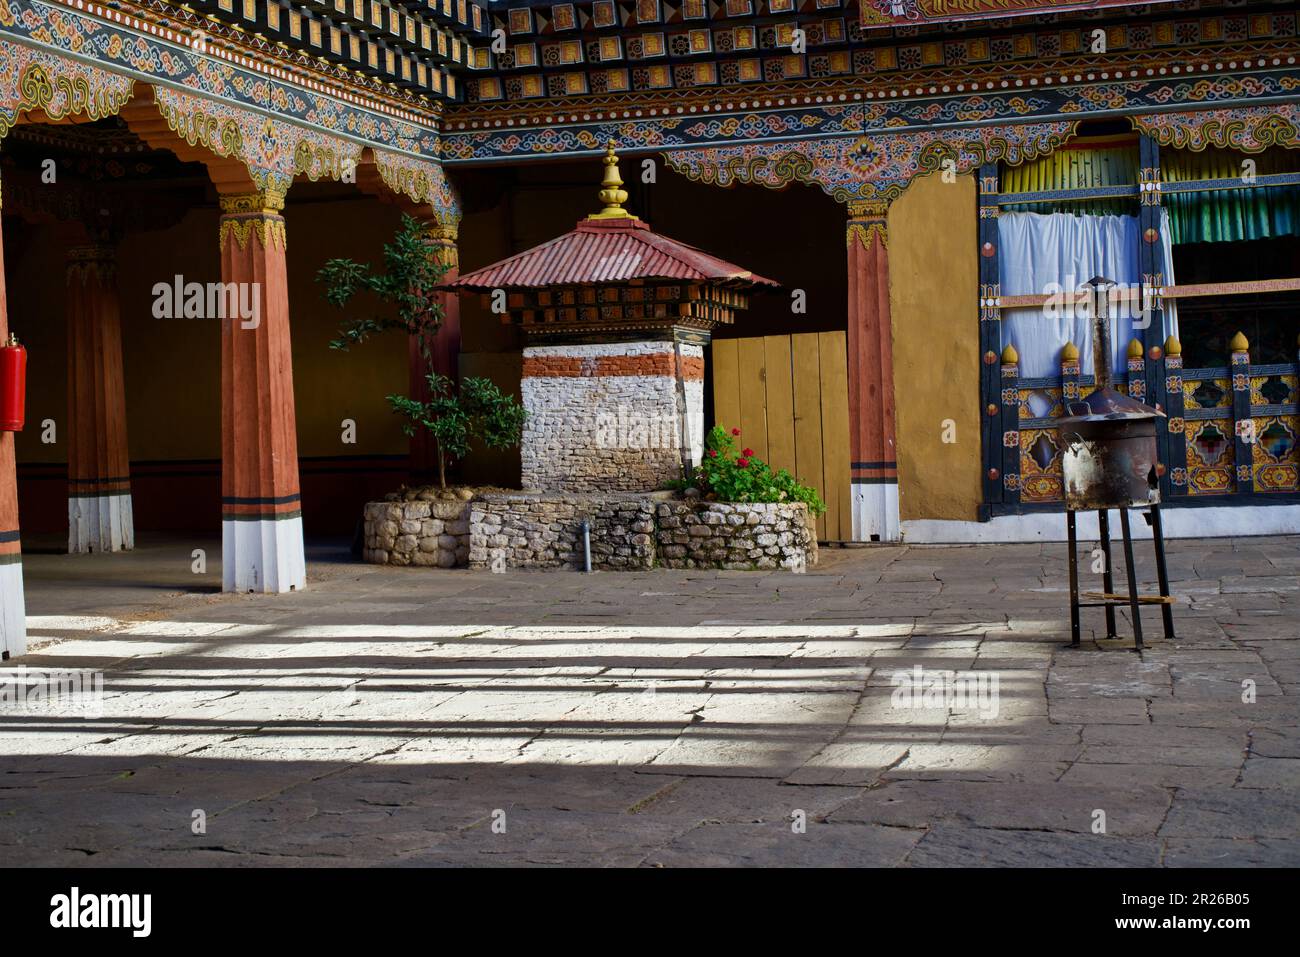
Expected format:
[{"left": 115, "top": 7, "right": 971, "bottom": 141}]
[{"left": 363, "top": 492, "right": 817, "bottom": 571}]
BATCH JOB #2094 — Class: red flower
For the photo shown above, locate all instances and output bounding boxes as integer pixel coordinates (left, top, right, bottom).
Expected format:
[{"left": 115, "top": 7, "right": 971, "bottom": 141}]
[
  {"left": 737, "top": 457, "right": 750, "bottom": 468},
  {"left": 708, "top": 449, "right": 718, "bottom": 458},
  {"left": 731, "top": 428, "right": 741, "bottom": 436},
  {"left": 742, "top": 448, "right": 755, "bottom": 458}
]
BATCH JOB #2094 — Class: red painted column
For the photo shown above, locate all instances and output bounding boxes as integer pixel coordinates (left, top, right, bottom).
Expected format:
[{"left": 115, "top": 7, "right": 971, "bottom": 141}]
[
  {"left": 66, "top": 243, "right": 134, "bottom": 553},
  {"left": 218, "top": 190, "right": 305, "bottom": 592},
  {"left": 846, "top": 201, "right": 900, "bottom": 541},
  {"left": 0, "top": 185, "right": 25, "bottom": 657},
  {"left": 409, "top": 221, "right": 460, "bottom": 482}
]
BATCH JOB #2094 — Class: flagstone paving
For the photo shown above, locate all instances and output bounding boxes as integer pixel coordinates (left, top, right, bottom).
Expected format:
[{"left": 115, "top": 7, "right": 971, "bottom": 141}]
[{"left": 1, "top": 534, "right": 1297, "bottom": 867}]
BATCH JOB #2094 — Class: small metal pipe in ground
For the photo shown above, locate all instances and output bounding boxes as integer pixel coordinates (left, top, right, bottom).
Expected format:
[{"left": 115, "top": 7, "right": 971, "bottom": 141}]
[{"left": 580, "top": 519, "right": 592, "bottom": 573}]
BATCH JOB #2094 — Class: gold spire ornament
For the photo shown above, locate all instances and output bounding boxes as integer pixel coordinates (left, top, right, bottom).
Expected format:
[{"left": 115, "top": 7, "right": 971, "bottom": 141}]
[{"left": 587, "top": 140, "right": 636, "bottom": 221}]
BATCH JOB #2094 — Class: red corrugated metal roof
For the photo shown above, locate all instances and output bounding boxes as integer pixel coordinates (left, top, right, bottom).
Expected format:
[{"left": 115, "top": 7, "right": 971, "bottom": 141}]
[{"left": 444, "top": 217, "right": 780, "bottom": 291}]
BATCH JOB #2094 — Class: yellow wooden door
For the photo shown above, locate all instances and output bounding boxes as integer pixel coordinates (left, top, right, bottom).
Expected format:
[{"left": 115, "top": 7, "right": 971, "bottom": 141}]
[{"left": 710, "top": 332, "right": 851, "bottom": 541}]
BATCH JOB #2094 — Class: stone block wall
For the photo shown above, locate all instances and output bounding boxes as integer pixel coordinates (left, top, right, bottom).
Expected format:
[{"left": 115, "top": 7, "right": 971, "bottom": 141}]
[
  {"left": 656, "top": 502, "right": 818, "bottom": 570},
  {"left": 363, "top": 493, "right": 817, "bottom": 572},
  {"left": 362, "top": 496, "right": 472, "bottom": 567},
  {"left": 468, "top": 493, "right": 657, "bottom": 570},
  {"left": 520, "top": 340, "right": 704, "bottom": 493}
]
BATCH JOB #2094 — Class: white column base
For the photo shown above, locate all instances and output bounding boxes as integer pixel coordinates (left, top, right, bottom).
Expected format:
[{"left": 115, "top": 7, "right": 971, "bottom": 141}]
[
  {"left": 222, "top": 516, "right": 306, "bottom": 593},
  {"left": 0, "top": 561, "right": 26, "bottom": 658},
  {"left": 852, "top": 482, "right": 901, "bottom": 543},
  {"left": 68, "top": 493, "right": 134, "bottom": 554}
]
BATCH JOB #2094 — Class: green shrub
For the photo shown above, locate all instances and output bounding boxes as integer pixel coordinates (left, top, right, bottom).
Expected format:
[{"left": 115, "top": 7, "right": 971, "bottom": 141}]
[
  {"left": 685, "top": 425, "right": 826, "bottom": 516},
  {"left": 387, "top": 373, "right": 525, "bottom": 489}
]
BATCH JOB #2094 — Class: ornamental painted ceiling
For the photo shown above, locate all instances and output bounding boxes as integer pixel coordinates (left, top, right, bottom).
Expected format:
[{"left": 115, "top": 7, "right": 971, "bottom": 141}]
[
  {"left": 2, "top": 0, "right": 1300, "bottom": 205},
  {"left": 858, "top": 0, "right": 1180, "bottom": 30}
]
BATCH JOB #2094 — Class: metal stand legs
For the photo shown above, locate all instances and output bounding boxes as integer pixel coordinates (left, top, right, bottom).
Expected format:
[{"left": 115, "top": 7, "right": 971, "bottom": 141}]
[
  {"left": 1149, "top": 503, "right": 1177, "bottom": 642},
  {"left": 1066, "top": 504, "right": 1177, "bottom": 650},
  {"left": 1067, "top": 511, "right": 1080, "bottom": 647},
  {"left": 1098, "top": 510, "right": 1117, "bottom": 639}
]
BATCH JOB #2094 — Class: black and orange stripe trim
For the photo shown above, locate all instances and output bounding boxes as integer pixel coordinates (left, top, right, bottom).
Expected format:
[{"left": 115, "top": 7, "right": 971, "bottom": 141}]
[
  {"left": 221, "top": 493, "right": 302, "bottom": 522},
  {"left": 0, "top": 528, "right": 21, "bottom": 565},
  {"left": 851, "top": 460, "right": 899, "bottom": 485}
]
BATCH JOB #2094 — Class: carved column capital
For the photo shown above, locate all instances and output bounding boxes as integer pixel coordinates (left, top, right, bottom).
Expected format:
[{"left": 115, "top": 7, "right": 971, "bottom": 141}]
[
  {"left": 218, "top": 190, "right": 287, "bottom": 252},
  {"left": 421, "top": 220, "right": 459, "bottom": 270},
  {"left": 847, "top": 200, "right": 890, "bottom": 222},
  {"left": 847, "top": 201, "right": 889, "bottom": 251},
  {"left": 66, "top": 242, "right": 118, "bottom": 285}
]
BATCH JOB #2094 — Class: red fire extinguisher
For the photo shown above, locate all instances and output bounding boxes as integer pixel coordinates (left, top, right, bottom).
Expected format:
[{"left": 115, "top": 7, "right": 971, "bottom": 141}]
[{"left": 0, "top": 333, "right": 27, "bottom": 432}]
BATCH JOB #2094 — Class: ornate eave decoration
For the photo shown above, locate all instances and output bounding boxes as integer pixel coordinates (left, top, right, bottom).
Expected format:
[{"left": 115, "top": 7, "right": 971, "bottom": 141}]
[
  {"left": 1, "top": 0, "right": 444, "bottom": 159},
  {"left": 0, "top": 50, "right": 134, "bottom": 140},
  {"left": 152, "top": 85, "right": 365, "bottom": 194},
  {"left": 1131, "top": 104, "right": 1300, "bottom": 154},
  {"left": 373, "top": 149, "right": 462, "bottom": 226},
  {"left": 440, "top": 66, "right": 1300, "bottom": 165},
  {"left": 663, "top": 120, "right": 1077, "bottom": 205}
]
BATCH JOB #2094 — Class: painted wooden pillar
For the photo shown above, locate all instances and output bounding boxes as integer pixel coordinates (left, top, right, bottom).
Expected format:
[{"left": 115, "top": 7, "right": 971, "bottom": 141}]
[
  {"left": 409, "top": 220, "right": 460, "bottom": 481},
  {"left": 1138, "top": 133, "right": 1173, "bottom": 498},
  {"left": 0, "top": 185, "right": 25, "bottom": 658},
  {"left": 1125, "top": 338, "right": 1146, "bottom": 402},
  {"left": 977, "top": 164, "right": 1003, "bottom": 508},
  {"left": 66, "top": 243, "right": 134, "bottom": 553},
  {"left": 1229, "top": 331, "right": 1254, "bottom": 496},
  {"left": 1163, "top": 335, "right": 1188, "bottom": 494},
  {"left": 218, "top": 190, "right": 305, "bottom": 592},
  {"left": 999, "top": 344, "right": 1021, "bottom": 506},
  {"left": 846, "top": 200, "right": 899, "bottom": 542}
]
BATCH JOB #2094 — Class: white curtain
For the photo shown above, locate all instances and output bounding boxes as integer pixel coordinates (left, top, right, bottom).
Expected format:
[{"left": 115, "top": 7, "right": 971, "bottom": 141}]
[{"left": 998, "top": 211, "right": 1179, "bottom": 379}]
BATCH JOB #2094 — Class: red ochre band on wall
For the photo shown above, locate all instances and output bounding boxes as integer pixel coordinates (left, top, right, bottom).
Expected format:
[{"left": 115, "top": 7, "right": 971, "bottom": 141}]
[
  {"left": 522, "top": 353, "right": 706, "bottom": 379},
  {"left": 221, "top": 493, "right": 303, "bottom": 522},
  {"left": 852, "top": 461, "right": 899, "bottom": 484}
]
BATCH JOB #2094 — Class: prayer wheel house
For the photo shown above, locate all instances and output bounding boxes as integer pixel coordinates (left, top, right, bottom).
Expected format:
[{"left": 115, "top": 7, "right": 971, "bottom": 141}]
[
  {"left": 444, "top": 142, "right": 779, "bottom": 494},
  {"left": 357, "top": 144, "right": 816, "bottom": 574}
]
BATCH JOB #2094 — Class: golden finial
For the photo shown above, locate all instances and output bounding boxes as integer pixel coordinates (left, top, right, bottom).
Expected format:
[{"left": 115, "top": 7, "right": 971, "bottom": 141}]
[
  {"left": 588, "top": 140, "right": 634, "bottom": 221},
  {"left": 1164, "top": 334, "right": 1181, "bottom": 356},
  {"left": 1000, "top": 343, "right": 1018, "bottom": 365},
  {"left": 1127, "top": 338, "right": 1143, "bottom": 359},
  {"left": 1061, "top": 341, "right": 1079, "bottom": 362},
  {"left": 1229, "top": 330, "right": 1250, "bottom": 353}
]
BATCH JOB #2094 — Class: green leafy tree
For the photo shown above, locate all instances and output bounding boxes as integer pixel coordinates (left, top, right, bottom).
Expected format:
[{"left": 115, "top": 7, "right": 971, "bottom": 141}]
[
  {"left": 317, "top": 213, "right": 446, "bottom": 358},
  {"left": 388, "top": 373, "right": 524, "bottom": 489},
  {"left": 683, "top": 425, "right": 826, "bottom": 515},
  {"left": 317, "top": 215, "right": 525, "bottom": 487}
]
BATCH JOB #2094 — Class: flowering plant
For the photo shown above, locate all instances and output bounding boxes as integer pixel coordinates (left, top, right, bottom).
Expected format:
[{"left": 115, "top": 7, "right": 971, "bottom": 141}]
[{"left": 685, "top": 425, "right": 826, "bottom": 515}]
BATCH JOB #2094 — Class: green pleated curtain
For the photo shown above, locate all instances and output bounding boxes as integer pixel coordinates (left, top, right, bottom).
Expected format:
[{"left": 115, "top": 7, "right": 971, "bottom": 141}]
[{"left": 1162, "top": 146, "right": 1300, "bottom": 244}]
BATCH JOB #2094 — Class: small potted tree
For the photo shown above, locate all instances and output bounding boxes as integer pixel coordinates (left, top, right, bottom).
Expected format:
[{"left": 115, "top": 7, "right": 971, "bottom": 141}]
[
  {"left": 387, "top": 373, "right": 524, "bottom": 490},
  {"left": 317, "top": 214, "right": 525, "bottom": 489},
  {"left": 319, "top": 216, "right": 526, "bottom": 568}
]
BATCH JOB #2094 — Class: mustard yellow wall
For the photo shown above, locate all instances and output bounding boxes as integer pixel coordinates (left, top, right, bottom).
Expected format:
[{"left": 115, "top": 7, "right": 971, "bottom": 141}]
[
  {"left": 4, "top": 194, "right": 408, "bottom": 465},
  {"left": 888, "top": 171, "right": 982, "bottom": 522},
  {"left": 7, "top": 222, "right": 67, "bottom": 464},
  {"left": 285, "top": 197, "right": 408, "bottom": 458}
]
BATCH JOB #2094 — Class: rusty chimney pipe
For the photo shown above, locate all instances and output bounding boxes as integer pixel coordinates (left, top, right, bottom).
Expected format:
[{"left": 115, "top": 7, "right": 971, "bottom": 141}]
[{"left": 1085, "top": 275, "right": 1117, "bottom": 392}]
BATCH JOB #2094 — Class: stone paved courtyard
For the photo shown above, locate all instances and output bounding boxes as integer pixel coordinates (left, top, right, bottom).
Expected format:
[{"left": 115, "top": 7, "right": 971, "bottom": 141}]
[{"left": 1, "top": 534, "right": 1297, "bottom": 867}]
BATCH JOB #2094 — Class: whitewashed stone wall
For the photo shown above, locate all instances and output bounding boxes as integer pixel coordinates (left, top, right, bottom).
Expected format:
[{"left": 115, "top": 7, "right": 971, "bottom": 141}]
[
  {"left": 656, "top": 502, "right": 818, "bottom": 571},
  {"left": 520, "top": 340, "right": 704, "bottom": 493}
]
